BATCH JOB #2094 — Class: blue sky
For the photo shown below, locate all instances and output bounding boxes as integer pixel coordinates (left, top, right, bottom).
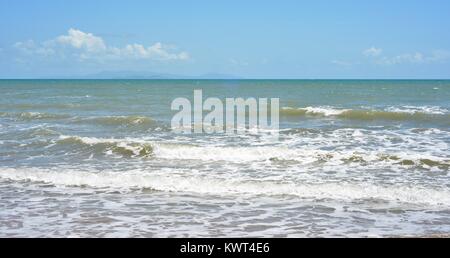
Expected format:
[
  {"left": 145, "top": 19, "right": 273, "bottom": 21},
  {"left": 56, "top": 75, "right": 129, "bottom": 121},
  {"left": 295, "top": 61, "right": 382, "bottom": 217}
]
[{"left": 1, "top": 0, "right": 450, "bottom": 78}]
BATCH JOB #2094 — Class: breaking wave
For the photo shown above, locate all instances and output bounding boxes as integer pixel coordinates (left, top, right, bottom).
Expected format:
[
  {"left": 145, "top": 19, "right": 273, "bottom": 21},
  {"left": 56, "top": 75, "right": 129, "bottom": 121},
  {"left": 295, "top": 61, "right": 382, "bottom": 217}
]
[
  {"left": 0, "top": 167, "right": 449, "bottom": 205},
  {"left": 54, "top": 135, "right": 450, "bottom": 169},
  {"left": 0, "top": 112, "right": 154, "bottom": 127},
  {"left": 280, "top": 106, "right": 449, "bottom": 121},
  {"left": 1, "top": 112, "right": 71, "bottom": 120},
  {"left": 58, "top": 135, "right": 153, "bottom": 158},
  {"left": 77, "top": 115, "right": 154, "bottom": 126}
]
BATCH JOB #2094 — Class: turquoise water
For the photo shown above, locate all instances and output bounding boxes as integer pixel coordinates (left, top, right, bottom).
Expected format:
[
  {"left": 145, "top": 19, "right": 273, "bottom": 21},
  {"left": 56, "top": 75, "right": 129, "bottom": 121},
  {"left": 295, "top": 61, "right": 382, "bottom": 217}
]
[{"left": 0, "top": 80, "right": 449, "bottom": 237}]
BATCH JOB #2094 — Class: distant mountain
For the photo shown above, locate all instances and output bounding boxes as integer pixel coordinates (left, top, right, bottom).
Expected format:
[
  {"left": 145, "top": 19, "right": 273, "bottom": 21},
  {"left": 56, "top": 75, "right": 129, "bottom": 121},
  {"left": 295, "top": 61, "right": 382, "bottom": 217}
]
[
  {"left": 81, "top": 71, "right": 243, "bottom": 79},
  {"left": 196, "top": 73, "right": 243, "bottom": 79},
  {"left": 82, "top": 71, "right": 184, "bottom": 79}
]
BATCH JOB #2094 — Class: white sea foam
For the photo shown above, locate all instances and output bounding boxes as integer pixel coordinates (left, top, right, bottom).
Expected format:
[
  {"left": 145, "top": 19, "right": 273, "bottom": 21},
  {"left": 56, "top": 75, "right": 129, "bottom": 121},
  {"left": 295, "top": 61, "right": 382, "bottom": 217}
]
[
  {"left": 281, "top": 106, "right": 349, "bottom": 116},
  {"left": 281, "top": 105, "right": 449, "bottom": 118},
  {"left": 0, "top": 167, "right": 449, "bottom": 206},
  {"left": 56, "top": 135, "right": 450, "bottom": 167},
  {"left": 303, "top": 106, "right": 350, "bottom": 116},
  {"left": 58, "top": 135, "right": 152, "bottom": 157},
  {"left": 385, "top": 106, "right": 448, "bottom": 115}
]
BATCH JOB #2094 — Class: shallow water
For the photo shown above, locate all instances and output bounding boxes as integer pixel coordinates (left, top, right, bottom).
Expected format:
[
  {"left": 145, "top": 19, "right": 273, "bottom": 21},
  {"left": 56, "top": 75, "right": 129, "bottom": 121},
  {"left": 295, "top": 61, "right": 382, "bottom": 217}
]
[{"left": 0, "top": 79, "right": 449, "bottom": 237}]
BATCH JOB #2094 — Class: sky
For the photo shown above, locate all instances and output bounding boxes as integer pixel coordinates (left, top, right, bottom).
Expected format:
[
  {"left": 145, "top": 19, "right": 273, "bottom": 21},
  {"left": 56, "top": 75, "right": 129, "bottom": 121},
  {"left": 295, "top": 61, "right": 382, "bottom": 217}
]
[{"left": 1, "top": 0, "right": 450, "bottom": 79}]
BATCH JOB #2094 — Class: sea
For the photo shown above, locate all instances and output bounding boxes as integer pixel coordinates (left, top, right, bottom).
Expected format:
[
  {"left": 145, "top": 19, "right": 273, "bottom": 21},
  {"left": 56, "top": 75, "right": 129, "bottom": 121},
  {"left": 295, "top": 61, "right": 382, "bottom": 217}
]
[{"left": 0, "top": 79, "right": 449, "bottom": 237}]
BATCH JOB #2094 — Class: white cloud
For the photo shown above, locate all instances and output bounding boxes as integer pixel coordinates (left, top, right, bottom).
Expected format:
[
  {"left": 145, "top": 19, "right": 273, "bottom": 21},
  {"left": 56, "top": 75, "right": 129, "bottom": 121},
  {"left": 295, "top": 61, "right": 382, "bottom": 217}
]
[
  {"left": 14, "top": 28, "right": 190, "bottom": 62},
  {"left": 14, "top": 40, "right": 36, "bottom": 53},
  {"left": 56, "top": 29, "right": 106, "bottom": 52},
  {"left": 363, "top": 47, "right": 450, "bottom": 65},
  {"left": 428, "top": 50, "right": 450, "bottom": 62},
  {"left": 363, "top": 47, "right": 383, "bottom": 57},
  {"left": 14, "top": 40, "right": 56, "bottom": 56},
  {"left": 118, "top": 42, "right": 190, "bottom": 61},
  {"left": 375, "top": 52, "right": 424, "bottom": 65}
]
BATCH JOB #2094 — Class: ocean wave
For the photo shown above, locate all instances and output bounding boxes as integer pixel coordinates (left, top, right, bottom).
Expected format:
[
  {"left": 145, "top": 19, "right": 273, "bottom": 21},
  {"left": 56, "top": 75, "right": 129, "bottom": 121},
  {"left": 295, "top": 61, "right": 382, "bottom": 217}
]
[
  {"left": 1, "top": 112, "right": 71, "bottom": 121},
  {"left": 281, "top": 106, "right": 349, "bottom": 116},
  {"left": 58, "top": 135, "right": 153, "bottom": 158},
  {"left": 3, "top": 103, "right": 103, "bottom": 110},
  {"left": 280, "top": 106, "right": 449, "bottom": 121},
  {"left": 55, "top": 135, "right": 450, "bottom": 169},
  {"left": 385, "top": 106, "right": 448, "bottom": 115},
  {"left": 17, "top": 127, "right": 61, "bottom": 138},
  {"left": 0, "top": 167, "right": 449, "bottom": 205},
  {"left": 76, "top": 115, "right": 154, "bottom": 126},
  {"left": 1, "top": 112, "right": 155, "bottom": 127}
]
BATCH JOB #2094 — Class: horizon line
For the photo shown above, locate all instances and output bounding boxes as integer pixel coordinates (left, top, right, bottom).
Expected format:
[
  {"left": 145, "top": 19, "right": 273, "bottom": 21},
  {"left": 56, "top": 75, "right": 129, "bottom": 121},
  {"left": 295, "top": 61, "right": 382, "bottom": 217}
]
[{"left": 1, "top": 78, "right": 450, "bottom": 81}]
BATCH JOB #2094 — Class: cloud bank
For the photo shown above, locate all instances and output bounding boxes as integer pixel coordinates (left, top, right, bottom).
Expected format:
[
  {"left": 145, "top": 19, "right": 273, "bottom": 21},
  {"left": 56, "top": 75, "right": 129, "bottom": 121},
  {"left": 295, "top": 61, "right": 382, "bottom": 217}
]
[
  {"left": 363, "top": 47, "right": 450, "bottom": 65},
  {"left": 333, "top": 47, "right": 450, "bottom": 67},
  {"left": 363, "top": 47, "right": 383, "bottom": 57},
  {"left": 14, "top": 28, "right": 190, "bottom": 62}
]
